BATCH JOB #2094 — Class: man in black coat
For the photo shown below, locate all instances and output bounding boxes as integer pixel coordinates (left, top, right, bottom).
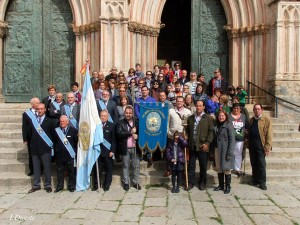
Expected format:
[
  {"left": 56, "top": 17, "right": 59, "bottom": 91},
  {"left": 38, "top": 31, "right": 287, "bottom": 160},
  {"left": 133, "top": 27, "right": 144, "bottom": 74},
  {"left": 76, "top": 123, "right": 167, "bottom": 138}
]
[
  {"left": 27, "top": 103, "right": 56, "bottom": 193},
  {"left": 42, "top": 85, "right": 56, "bottom": 117},
  {"left": 96, "top": 90, "right": 119, "bottom": 124},
  {"left": 22, "top": 97, "right": 40, "bottom": 176},
  {"left": 53, "top": 115, "right": 78, "bottom": 193},
  {"left": 92, "top": 110, "right": 116, "bottom": 191}
]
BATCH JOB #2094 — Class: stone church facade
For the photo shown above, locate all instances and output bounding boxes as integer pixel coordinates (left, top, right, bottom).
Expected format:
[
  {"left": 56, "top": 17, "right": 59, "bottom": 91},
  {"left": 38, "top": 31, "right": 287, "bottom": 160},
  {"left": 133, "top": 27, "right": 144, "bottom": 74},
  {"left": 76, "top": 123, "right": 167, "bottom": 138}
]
[{"left": 0, "top": 0, "right": 299, "bottom": 117}]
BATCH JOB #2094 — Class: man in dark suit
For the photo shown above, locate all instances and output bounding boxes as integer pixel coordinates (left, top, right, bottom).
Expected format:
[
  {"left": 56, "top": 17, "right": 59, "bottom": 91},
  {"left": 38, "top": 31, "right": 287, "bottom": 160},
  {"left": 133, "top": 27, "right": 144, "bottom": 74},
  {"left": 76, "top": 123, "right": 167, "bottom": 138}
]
[
  {"left": 92, "top": 110, "right": 116, "bottom": 191},
  {"left": 22, "top": 97, "right": 40, "bottom": 176},
  {"left": 53, "top": 115, "right": 78, "bottom": 193},
  {"left": 42, "top": 85, "right": 56, "bottom": 117},
  {"left": 28, "top": 103, "right": 56, "bottom": 193},
  {"left": 48, "top": 92, "right": 65, "bottom": 121},
  {"left": 96, "top": 90, "right": 119, "bottom": 124},
  {"left": 61, "top": 92, "right": 80, "bottom": 130}
]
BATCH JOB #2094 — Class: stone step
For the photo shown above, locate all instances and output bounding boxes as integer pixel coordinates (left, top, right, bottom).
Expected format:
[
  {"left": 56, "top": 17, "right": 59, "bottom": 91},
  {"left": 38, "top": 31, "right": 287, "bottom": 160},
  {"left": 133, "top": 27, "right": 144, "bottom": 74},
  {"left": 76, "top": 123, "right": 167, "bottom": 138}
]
[
  {"left": 0, "top": 123, "right": 22, "bottom": 130},
  {"left": 1, "top": 157, "right": 300, "bottom": 174},
  {"left": 0, "top": 169, "right": 299, "bottom": 188},
  {"left": 0, "top": 103, "right": 29, "bottom": 109},
  {"left": 272, "top": 139, "right": 300, "bottom": 148},
  {"left": 0, "top": 115, "right": 22, "bottom": 123},
  {"left": 273, "top": 131, "right": 300, "bottom": 138},
  {"left": 0, "top": 108, "right": 26, "bottom": 115},
  {"left": 0, "top": 130, "right": 22, "bottom": 139},
  {"left": 0, "top": 139, "right": 23, "bottom": 148},
  {"left": 0, "top": 148, "right": 28, "bottom": 160},
  {"left": 272, "top": 123, "right": 299, "bottom": 131}
]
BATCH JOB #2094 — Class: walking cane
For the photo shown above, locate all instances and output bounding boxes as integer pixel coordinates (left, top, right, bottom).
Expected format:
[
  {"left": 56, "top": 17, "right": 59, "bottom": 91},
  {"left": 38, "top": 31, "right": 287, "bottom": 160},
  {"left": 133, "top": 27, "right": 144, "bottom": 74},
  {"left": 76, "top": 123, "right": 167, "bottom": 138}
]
[{"left": 131, "top": 85, "right": 139, "bottom": 191}]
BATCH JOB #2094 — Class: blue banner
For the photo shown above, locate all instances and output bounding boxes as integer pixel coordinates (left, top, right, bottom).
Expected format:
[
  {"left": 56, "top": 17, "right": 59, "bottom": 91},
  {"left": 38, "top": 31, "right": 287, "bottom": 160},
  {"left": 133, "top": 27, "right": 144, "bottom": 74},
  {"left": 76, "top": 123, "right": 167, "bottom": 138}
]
[{"left": 138, "top": 102, "right": 168, "bottom": 155}]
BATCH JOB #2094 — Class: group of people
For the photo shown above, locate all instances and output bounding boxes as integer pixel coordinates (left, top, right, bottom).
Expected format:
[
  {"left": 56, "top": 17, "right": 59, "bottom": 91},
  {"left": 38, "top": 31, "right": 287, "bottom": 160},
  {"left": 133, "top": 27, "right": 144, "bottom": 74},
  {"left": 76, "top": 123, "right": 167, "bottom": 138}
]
[{"left": 22, "top": 61, "right": 272, "bottom": 194}]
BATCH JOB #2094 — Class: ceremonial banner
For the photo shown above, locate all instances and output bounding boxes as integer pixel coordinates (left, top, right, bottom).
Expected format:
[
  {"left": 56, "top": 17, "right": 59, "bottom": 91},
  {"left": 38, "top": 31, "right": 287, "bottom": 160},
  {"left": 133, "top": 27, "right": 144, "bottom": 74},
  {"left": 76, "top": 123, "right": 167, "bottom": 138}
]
[
  {"left": 138, "top": 102, "right": 168, "bottom": 155},
  {"left": 76, "top": 63, "right": 103, "bottom": 191}
]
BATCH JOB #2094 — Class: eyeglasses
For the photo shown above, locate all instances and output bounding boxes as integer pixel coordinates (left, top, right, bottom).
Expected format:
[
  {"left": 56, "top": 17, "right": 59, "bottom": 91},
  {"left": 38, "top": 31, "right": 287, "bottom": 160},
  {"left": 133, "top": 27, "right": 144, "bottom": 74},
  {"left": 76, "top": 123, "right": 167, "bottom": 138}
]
[
  {"left": 146, "top": 74, "right": 152, "bottom": 76},
  {"left": 175, "top": 65, "right": 180, "bottom": 67},
  {"left": 154, "top": 83, "right": 159, "bottom": 85}
]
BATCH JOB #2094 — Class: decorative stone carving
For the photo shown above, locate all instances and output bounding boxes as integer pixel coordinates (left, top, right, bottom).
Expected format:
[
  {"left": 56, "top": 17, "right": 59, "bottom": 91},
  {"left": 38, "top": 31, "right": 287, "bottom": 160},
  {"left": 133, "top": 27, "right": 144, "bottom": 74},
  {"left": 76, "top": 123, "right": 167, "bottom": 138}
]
[
  {"left": 0, "top": 21, "right": 7, "bottom": 38},
  {"left": 72, "top": 21, "right": 101, "bottom": 36},
  {"left": 224, "top": 24, "right": 271, "bottom": 39},
  {"left": 128, "top": 21, "right": 160, "bottom": 37}
]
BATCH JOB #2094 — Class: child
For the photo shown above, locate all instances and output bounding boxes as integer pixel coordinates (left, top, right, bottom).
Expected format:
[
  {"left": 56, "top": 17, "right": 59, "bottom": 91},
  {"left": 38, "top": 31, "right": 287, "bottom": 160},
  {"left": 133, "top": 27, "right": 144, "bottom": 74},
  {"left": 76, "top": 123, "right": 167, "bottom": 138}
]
[
  {"left": 236, "top": 85, "right": 247, "bottom": 107},
  {"left": 72, "top": 82, "right": 82, "bottom": 104},
  {"left": 205, "top": 95, "right": 219, "bottom": 119},
  {"left": 166, "top": 131, "right": 188, "bottom": 193}
]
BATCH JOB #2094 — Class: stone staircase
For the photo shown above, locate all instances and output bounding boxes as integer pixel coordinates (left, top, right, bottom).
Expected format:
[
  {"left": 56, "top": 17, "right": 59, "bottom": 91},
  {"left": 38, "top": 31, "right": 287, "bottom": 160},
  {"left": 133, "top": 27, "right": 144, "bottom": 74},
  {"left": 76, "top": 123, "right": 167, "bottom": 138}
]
[{"left": 0, "top": 103, "right": 300, "bottom": 189}]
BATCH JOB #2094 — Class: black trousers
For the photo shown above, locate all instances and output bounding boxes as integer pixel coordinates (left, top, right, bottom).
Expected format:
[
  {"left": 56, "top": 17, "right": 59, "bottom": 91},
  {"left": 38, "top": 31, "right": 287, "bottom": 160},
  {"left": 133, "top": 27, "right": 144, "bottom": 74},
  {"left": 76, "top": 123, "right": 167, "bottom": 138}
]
[
  {"left": 56, "top": 159, "right": 75, "bottom": 189},
  {"left": 249, "top": 147, "right": 266, "bottom": 185},
  {"left": 188, "top": 150, "right": 208, "bottom": 185},
  {"left": 93, "top": 155, "right": 113, "bottom": 188}
]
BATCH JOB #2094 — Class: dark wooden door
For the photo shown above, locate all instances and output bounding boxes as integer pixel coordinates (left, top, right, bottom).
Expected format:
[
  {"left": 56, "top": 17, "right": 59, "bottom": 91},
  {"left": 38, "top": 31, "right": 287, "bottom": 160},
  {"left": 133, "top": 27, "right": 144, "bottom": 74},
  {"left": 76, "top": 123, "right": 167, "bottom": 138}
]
[{"left": 4, "top": 0, "right": 74, "bottom": 102}]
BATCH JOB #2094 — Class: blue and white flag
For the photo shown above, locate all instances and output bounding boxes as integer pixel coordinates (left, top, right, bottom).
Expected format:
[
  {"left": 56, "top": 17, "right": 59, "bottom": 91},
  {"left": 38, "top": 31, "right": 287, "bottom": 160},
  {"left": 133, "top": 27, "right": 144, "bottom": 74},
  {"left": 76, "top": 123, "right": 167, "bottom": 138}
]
[{"left": 76, "top": 63, "right": 103, "bottom": 191}]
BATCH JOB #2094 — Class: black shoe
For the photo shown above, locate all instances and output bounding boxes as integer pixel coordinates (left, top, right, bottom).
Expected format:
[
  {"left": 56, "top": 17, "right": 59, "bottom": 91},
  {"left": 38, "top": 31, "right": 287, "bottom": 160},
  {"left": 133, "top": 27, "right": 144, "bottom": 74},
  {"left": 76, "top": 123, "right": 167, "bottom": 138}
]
[
  {"left": 28, "top": 187, "right": 41, "bottom": 193},
  {"left": 185, "top": 184, "right": 194, "bottom": 191},
  {"left": 54, "top": 188, "right": 63, "bottom": 193},
  {"left": 213, "top": 186, "right": 224, "bottom": 191},
  {"left": 103, "top": 186, "right": 110, "bottom": 192},
  {"left": 132, "top": 183, "right": 142, "bottom": 190},
  {"left": 259, "top": 184, "right": 267, "bottom": 190},
  {"left": 175, "top": 186, "right": 180, "bottom": 193},
  {"left": 69, "top": 189, "right": 75, "bottom": 192},
  {"left": 123, "top": 184, "right": 129, "bottom": 191},
  {"left": 91, "top": 187, "right": 98, "bottom": 191},
  {"left": 199, "top": 183, "right": 206, "bottom": 191},
  {"left": 171, "top": 187, "right": 176, "bottom": 193},
  {"left": 45, "top": 187, "right": 52, "bottom": 193},
  {"left": 27, "top": 172, "right": 33, "bottom": 176}
]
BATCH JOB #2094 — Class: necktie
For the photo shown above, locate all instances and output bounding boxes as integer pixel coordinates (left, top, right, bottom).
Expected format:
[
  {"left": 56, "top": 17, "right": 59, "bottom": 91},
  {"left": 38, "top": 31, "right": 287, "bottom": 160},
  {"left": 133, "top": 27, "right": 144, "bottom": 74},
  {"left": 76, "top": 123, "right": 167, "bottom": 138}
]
[
  {"left": 38, "top": 117, "right": 41, "bottom": 124},
  {"left": 63, "top": 129, "right": 66, "bottom": 135},
  {"left": 35, "top": 111, "right": 38, "bottom": 118}
]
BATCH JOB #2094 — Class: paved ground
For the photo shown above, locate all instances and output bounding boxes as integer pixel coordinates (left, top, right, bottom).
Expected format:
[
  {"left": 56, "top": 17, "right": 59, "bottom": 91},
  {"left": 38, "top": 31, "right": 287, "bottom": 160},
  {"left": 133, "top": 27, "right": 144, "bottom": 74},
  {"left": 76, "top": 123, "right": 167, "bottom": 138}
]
[{"left": 0, "top": 182, "right": 300, "bottom": 225}]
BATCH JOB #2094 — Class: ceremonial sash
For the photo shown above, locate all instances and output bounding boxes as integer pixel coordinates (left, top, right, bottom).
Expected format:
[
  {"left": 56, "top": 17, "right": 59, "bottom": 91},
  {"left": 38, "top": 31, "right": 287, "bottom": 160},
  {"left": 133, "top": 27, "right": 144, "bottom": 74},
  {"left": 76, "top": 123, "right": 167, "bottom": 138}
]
[
  {"left": 25, "top": 110, "right": 53, "bottom": 150},
  {"left": 55, "top": 127, "right": 76, "bottom": 159},
  {"left": 52, "top": 101, "right": 60, "bottom": 111},
  {"left": 102, "top": 138, "right": 111, "bottom": 150},
  {"left": 98, "top": 100, "right": 113, "bottom": 123},
  {"left": 64, "top": 105, "right": 78, "bottom": 129}
]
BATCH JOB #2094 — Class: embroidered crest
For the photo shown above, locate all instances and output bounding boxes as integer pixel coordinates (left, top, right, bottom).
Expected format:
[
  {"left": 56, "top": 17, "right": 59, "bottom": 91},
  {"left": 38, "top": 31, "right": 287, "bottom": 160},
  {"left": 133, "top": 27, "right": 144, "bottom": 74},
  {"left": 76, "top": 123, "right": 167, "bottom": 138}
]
[
  {"left": 146, "top": 112, "right": 161, "bottom": 133},
  {"left": 79, "top": 121, "right": 90, "bottom": 151}
]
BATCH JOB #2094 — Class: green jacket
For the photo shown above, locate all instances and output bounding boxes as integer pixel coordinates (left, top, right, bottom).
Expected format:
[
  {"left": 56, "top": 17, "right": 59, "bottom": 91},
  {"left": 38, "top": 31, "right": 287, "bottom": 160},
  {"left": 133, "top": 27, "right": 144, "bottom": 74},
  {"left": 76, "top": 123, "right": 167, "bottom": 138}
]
[{"left": 187, "top": 113, "right": 214, "bottom": 151}]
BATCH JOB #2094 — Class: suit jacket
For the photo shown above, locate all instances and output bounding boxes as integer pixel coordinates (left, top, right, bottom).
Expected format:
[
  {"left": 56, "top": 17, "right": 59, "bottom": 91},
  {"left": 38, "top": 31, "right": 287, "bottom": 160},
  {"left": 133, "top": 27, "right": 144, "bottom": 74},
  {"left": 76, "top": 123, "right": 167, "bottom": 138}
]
[
  {"left": 53, "top": 126, "right": 78, "bottom": 162},
  {"left": 96, "top": 100, "right": 119, "bottom": 123},
  {"left": 28, "top": 116, "right": 56, "bottom": 155},
  {"left": 187, "top": 113, "right": 214, "bottom": 151},
  {"left": 22, "top": 108, "right": 36, "bottom": 143},
  {"left": 48, "top": 101, "right": 65, "bottom": 120},
  {"left": 116, "top": 119, "right": 139, "bottom": 155},
  {"left": 101, "top": 121, "right": 116, "bottom": 157},
  {"left": 42, "top": 96, "right": 54, "bottom": 117},
  {"left": 61, "top": 103, "right": 81, "bottom": 128}
]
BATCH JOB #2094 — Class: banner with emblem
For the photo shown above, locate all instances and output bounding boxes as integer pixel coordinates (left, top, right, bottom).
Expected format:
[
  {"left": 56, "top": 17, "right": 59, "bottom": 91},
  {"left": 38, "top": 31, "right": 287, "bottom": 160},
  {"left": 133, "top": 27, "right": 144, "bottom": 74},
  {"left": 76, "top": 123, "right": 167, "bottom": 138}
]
[{"left": 138, "top": 102, "right": 168, "bottom": 156}]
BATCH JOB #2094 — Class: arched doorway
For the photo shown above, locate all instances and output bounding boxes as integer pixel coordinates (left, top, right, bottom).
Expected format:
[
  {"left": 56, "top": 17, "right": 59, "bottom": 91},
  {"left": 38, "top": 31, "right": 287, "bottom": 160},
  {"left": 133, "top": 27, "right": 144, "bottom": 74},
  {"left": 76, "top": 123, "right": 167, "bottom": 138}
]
[
  {"left": 3, "top": 0, "right": 75, "bottom": 102},
  {"left": 158, "top": 0, "right": 228, "bottom": 79},
  {"left": 158, "top": 0, "right": 191, "bottom": 70}
]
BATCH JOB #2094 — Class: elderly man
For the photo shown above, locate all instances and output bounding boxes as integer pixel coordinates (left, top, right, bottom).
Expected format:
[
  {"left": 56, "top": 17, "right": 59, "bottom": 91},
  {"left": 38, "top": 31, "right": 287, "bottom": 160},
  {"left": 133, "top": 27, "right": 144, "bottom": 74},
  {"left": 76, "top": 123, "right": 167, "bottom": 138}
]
[
  {"left": 185, "top": 72, "right": 199, "bottom": 95},
  {"left": 27, "top": 103, "right": 56, "bottom": 193},
  {"left": 22, "top": 97, "right": 40, "bottom": 176},
  {"left": 186, "top": 100, "right": 214, "bottom": 191},
  {"left": 48, "top": 92, "right": 65, "bottom": 120},
  {"left": 96, "top": 90, "right": 119, "bottom": 124},
  {"left": 116, "top": 106, "right": 141, "bottom": 191},
  {"left": 92, "top": 110, "right": 116, "bottom": 191},
  {"left": 61, "top": 92, "right": 80, "bottom": 130},
  {"left": 248, "top": 104, "right": 272, "bottom": 190},
  {"left": 53, "top": 115, "right": 78, "bottom": 193},
  {"left": 105, "top": 66, "right": 118, "bottom": 82}
]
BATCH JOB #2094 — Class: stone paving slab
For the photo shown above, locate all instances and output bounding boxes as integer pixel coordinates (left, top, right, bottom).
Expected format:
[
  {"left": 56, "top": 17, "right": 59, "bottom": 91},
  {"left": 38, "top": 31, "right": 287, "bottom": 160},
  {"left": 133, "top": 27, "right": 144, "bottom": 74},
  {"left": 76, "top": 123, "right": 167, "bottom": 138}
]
[{"left": 0, "top": 183, "right": 299, "bottom": 224}]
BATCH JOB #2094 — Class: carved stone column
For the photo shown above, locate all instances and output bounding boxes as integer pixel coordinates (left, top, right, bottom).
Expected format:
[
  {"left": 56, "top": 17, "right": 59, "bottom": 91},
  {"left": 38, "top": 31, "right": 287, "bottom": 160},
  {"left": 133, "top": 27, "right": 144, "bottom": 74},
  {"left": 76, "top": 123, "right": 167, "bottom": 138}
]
[{"left": 0, "top": 21, "right": 7, "bottom": 102}]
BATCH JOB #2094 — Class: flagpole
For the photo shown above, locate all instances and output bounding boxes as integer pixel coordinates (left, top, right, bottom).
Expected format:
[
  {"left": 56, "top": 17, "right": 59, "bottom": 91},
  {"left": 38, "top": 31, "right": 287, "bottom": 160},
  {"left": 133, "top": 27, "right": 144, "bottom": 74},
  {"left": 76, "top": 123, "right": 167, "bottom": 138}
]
[
  {"left": 131, "top": 85, "right": 139, "bottom": 191},
  {"left": 95, "top": 159, "right": 101, "bottom": 192}
]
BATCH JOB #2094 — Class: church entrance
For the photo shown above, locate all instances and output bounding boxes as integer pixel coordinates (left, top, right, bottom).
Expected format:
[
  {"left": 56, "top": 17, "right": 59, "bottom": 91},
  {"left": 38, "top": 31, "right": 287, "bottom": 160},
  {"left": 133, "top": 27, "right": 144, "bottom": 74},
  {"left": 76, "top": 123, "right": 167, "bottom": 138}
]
[
  {"left": 158, "top": 0, "right": 228, "bottom": 80},
  {"left": 3, "top": 0, "right": 75, "bottom": 102}
]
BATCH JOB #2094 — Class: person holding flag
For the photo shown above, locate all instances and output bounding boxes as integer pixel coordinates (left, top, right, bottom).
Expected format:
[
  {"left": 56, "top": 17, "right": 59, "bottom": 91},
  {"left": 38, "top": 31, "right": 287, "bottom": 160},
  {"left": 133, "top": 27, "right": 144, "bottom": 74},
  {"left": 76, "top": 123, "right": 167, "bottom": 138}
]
[{"left": 76, "top": 61, "right": 104, "bottom": 192}]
